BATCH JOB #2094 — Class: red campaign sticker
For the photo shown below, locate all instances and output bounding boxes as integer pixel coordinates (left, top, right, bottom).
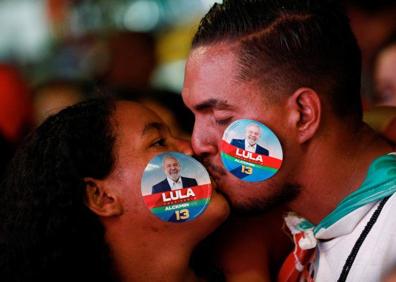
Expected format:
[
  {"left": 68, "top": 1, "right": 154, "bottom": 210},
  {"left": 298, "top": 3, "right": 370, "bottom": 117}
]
[
  {"left": 141, "top": 152, "right": 212, "bottom": 223},
  {"left": 143, "top": 184, "right": 212, "bottom": 209},
  {"left": 220, "top": 119, "right": 283, "bottom": 182},
  {"left": 221, "top": 140, "right": 282, "bottom": 169}
]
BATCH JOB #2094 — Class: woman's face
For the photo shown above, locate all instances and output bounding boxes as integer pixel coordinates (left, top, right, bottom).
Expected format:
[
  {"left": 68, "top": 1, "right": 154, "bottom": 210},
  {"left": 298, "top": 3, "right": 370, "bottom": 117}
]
[
  {"left": 374, "top": 44, "right": 396, "bottom": 106},
  {"left": 103, "top": 101, "right": 229, "bottom": 241}
]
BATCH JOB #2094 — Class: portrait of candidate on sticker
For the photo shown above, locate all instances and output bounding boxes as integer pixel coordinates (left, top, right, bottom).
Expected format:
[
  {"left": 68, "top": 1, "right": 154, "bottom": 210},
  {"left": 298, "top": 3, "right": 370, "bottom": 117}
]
[
  {"left": 141, "top": 152, "right": 212, "bottom": 223},
  {"left": 220, "top": 119, "right": 283, "bottom": 182}
]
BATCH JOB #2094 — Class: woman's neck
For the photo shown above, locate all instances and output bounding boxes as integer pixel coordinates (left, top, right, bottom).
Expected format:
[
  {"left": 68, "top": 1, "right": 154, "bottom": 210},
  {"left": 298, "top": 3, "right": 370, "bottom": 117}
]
[{"left": 109, "top": 234, "right": 201, "bottom": 282}]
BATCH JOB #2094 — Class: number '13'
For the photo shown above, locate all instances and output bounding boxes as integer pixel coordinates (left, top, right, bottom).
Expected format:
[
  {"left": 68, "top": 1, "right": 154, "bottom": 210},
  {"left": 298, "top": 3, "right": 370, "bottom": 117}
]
[
  {"left": 175, "top": 209, "right": 190, "bottom": 220},
  {"left": 241, "top": 165, "right": 253, "bottom": 175}
]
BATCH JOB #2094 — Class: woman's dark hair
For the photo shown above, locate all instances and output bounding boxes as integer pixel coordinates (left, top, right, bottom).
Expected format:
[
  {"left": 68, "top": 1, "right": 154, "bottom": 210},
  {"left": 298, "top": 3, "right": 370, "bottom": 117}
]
[{"left": 0, "top": 99, "right": 118, "bottom": 282}]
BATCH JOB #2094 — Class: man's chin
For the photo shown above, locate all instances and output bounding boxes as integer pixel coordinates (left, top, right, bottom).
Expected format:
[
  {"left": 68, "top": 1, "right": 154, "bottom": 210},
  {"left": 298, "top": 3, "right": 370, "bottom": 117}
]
[{"left": 217, "top": 181, "right": 300, "bottom": 215}]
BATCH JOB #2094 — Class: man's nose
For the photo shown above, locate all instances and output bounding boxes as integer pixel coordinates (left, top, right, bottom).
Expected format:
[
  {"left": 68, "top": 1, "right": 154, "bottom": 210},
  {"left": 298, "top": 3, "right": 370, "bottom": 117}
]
[{"left": 191, "top": 123, "right": 218, "bottom": 157}]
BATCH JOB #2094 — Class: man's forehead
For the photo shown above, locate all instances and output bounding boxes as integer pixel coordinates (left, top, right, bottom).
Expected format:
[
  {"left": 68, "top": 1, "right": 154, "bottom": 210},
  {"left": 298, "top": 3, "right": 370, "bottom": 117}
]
[
  {"left": 183, "top": 44, "right": 242, "bottom": 108},
  {"left": 247, "top": 125, "right": 260, "bottom": 131},
  {"left": 164, "top": 157, "right": 179, "bottom": 164},
  {"left": 189, "top": 44, "right": 235, "bottom": 63},
  {"left": 183, "top": 49, "right": 266, "bottom": 114}
]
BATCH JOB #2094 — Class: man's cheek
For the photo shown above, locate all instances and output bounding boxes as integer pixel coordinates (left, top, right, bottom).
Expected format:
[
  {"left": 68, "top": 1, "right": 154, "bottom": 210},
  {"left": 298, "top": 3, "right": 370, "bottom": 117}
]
[{"left": 219, "top": 119, "right": 284, "bottom": 183}]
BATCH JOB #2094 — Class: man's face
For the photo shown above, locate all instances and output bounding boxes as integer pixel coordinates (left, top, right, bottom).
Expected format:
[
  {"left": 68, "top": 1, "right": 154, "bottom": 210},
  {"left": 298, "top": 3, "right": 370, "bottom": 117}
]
[
  {"left": 182, "top": 44, "right": 297, "bottom": 212},
  {"left": 246, "top": 125, "right": 260, "bottom": 146},
  {"left": 164, "top": 157, "right": 181, "bottom": 181}
]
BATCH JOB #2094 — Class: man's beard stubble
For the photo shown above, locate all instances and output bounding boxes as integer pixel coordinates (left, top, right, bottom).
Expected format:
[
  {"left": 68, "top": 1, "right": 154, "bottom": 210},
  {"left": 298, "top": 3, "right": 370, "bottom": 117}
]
[
  {"left": 198, "top": 153, "right": 300, "bottom": 215},
  {"left": 228, "top": 182, "right": 300, "bottom": 216}
]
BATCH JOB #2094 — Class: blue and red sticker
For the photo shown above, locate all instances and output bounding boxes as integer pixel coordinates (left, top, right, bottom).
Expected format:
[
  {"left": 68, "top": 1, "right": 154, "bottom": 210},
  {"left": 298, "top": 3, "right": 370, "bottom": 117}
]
[
  {"left": 220, "top": 119, "right": 283, "bottom": 182},
  {"left": 141, "top": 152, "right": 212, "bottom": 223}
]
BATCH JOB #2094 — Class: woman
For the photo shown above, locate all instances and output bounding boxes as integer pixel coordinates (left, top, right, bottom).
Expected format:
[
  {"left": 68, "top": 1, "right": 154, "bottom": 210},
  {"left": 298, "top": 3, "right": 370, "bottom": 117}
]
[{"left": 0, "top": 98, "right": 229, "bottom": 282}]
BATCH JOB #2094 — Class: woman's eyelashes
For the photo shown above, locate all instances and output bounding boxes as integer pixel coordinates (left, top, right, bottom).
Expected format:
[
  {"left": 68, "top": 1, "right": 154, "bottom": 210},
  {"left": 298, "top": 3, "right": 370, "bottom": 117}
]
[{"left": 150, "top": 138, "right": 167, "bottom": 148}]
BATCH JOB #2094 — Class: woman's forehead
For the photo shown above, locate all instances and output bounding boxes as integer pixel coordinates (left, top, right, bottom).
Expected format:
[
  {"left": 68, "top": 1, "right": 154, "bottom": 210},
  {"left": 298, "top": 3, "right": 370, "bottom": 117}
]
[{"left": 113, "top": 101, "right": 163, "bottom": 130}]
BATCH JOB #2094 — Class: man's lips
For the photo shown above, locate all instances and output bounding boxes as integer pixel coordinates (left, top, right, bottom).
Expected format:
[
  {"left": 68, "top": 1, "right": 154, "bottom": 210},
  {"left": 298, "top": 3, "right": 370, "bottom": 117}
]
[
  {"left": 203, "top": 161, "right": 227, "bottom": 179},
  {"left": 192, "top": 155, "right": 227, "bottom": 181}
]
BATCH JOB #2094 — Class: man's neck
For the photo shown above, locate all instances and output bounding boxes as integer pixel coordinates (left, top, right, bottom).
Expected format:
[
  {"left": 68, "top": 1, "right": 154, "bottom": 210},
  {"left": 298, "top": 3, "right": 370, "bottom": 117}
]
[
  {"left": 288, "top": 123, "right": 393, "bottom": 224},
  {"left": 169, "top": 176, "right": 181, "bottom": 182},
  {"left": 246, "top": 140, "right": 256, "bottom": 147}
]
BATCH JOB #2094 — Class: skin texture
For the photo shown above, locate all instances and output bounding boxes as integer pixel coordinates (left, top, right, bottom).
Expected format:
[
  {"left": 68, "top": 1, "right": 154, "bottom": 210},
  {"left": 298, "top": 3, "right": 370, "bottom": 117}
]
[{"left": 87, "top": 101, "right": 230, "bottom": 282}]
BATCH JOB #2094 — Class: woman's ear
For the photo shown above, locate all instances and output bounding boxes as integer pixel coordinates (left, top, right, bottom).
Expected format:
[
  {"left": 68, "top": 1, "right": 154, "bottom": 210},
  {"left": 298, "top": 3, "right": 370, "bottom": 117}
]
[
  {"left": 287, "top": 87, "right": 321, "bottom": 143},
  {"left": 84, "top": 177, "right": 123, "bottom": 217}
]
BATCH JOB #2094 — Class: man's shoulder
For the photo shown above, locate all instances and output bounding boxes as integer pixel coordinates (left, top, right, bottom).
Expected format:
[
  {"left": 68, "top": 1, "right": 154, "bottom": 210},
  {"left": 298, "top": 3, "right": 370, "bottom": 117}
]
[
  {"left": 231, "top": 138, "right": 244, "bottom": 145},
  {"left": 152, "top": 178, "right": 169, "bottom": 189},
  {"left": 181, "top": 176, "right": 198, "bottom": 186},
  {"left": 152, "top": 178, "right": 171, "bottom": 193},
  {"left": 256, "top": 144, "right": 269, "bottom": 155}
]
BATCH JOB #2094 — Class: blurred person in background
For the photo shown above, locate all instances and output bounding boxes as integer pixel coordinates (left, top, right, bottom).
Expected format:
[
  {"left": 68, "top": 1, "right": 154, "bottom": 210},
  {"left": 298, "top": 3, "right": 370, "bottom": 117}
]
[
  {"left": 96, "top": 31, "right": 157, "bottom": 91},
  {"left": 32, "top": 79, "right": 91, "bottom": 126},
  {"left": 344, "top": 0, "right": 396, "bottom": 69},
  {"left": 373, "top": 34, "right": 396, "bottom": 107},
  {"left": 364, "top": 34, "right": 396, "bottom": 143},
  {"left": 343, "top": 0, "right": 396, "bottom": 108},
  {"left": 0, "top": 64, "right": 32, "bottom": 142},
  {"left": 0, "top": 98, "right": 229, "bottom": 282},
  {"left": 0, "top": 64, "right": 32, "bottom": 178}
]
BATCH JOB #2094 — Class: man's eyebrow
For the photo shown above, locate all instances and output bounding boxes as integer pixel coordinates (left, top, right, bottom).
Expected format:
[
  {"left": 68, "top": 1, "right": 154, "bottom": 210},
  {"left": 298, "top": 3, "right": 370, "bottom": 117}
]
[
  {"left": 194, "top": 99, "right": 232, "bottom": 111},
  {"left": 142, "top": 122, "right": 165, "bottom": 136}
]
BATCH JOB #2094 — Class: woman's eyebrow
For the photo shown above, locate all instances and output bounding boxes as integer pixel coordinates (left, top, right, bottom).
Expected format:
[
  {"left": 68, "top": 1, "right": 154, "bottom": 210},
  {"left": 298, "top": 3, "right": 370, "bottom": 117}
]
[{"left": 141, "top": 122, "right": 165, "bottom": 136}]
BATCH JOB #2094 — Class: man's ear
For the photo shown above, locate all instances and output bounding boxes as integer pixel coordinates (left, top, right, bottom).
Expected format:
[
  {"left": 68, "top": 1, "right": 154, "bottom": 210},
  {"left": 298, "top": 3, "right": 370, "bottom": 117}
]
[
  {"left": 84, "top": 177, "right": 123, "bottom": 217},
  {"left": 287, "top": 88, "right": 321, "bottom": 143}
]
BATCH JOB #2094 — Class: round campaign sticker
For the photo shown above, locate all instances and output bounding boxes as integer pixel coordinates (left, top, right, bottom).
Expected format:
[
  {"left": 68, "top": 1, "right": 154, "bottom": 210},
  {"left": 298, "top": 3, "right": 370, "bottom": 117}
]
[
  {"left": 141, "top": 152, "right": 212, "bottom": 223},
  {"left": 220, "top": 119, "right": 283, "bottom": 182}
]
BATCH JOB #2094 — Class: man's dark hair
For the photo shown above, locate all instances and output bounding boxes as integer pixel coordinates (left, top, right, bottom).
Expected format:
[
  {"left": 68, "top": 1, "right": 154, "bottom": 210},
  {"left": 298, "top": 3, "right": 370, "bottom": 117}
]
[
  {"left": 0, "top": 99, "right": 119, "bottom": 282},
  {"left": 192, "top": 0, "right": 363, "bottom": 119}
]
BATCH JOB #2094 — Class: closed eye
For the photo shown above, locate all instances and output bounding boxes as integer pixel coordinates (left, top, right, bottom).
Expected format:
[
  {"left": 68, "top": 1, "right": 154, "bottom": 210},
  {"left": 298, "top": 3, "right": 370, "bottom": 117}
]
[
  {"left": 215, "top": 117, "right": 232, "bottom": 126},
  {"left": 150, "top": 138, "right": 166, "bottom": 147}
]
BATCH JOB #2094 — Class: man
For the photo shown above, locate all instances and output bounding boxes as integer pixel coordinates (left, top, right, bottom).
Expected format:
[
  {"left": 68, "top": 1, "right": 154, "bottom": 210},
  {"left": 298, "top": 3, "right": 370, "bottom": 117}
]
[
  {"left": 182, "top": 0, "right": 396, "bottom": 281},
  {"left": 152, "top": 155, "right": 198, "bottom": 193},
  {"left": 231, "top": 123, "right": 269, "bottom": 155}
]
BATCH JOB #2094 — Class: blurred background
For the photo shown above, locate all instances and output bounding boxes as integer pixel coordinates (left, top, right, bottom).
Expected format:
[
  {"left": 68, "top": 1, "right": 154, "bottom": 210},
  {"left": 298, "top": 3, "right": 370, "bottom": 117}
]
[
  {"left": 0, "top": 0, "right": 220, "bottom": 90},
  {"left": 0, "top": 0, "right": 396, "bottom": 177}
]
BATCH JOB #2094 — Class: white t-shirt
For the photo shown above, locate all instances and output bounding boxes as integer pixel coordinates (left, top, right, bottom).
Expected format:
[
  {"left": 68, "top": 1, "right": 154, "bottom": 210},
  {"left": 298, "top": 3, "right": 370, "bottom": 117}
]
[
  {"left": 312, "top": 193, "right": 396, "bottom": 281},
  {"left": 166, "top": 176, "right": 183, "bottom": 190},
  {"left": 244, "top": 139, "right": 257, "bottom": 153}
]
